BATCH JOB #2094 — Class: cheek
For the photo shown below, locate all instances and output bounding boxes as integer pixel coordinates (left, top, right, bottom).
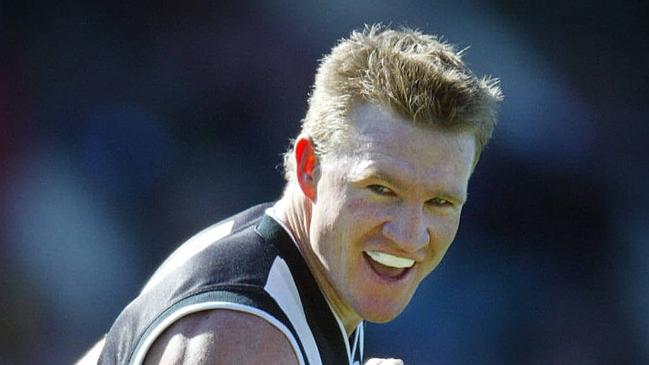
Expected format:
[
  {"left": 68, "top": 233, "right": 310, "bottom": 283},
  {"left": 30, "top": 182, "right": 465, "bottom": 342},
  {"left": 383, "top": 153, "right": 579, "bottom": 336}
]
[
  {"left": 329, "top": 197, "right": 373, "bottom": 245},
  {"left": 430, "top": 215, "right": 462, "bottom": 249},
  {"left": 327, "top": 197, "right": 386, "bottom": 255},
  {"left": 344, "top": 197, "right": 370, "bottom": 218},
  {"left": 344, "top": 194, "right": 391, "bottom": 222}
]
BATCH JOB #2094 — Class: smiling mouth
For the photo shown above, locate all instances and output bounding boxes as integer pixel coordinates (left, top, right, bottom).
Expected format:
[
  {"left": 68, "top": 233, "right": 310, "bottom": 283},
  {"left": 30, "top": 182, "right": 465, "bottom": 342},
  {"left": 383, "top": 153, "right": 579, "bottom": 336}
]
[
  {"left": 364, "top": 250, "right": 414, "bottom": 281},
  {"left": 365, "top": 250, "right": 415, "bottom": 268}
]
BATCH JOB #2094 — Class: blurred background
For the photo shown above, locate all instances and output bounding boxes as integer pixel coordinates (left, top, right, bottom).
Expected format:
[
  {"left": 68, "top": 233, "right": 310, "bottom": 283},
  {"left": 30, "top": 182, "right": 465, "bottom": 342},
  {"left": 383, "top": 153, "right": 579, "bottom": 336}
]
[{"left": 1, "top": 1, "right": 648, "bottom": 364}]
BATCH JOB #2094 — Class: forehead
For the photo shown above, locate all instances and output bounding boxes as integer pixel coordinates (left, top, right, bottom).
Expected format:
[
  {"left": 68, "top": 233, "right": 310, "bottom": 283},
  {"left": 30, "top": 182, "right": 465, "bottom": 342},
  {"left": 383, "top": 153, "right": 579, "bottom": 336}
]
[{"left": 334, "top": 103, "right": 476, "bottom": 190}]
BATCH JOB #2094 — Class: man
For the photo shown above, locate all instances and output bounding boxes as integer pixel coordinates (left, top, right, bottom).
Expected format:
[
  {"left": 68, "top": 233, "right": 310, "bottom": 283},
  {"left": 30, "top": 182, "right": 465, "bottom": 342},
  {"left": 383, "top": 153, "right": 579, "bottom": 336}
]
[{"left": 77, "top": 24, "right": 501, "bottom": 364}]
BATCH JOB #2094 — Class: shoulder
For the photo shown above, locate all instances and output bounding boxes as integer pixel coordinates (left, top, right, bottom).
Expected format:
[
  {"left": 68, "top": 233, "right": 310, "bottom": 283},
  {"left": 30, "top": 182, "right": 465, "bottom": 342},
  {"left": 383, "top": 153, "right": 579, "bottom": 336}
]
[{"left": 143, "top": 309, "right": 301, "bottom": 365}]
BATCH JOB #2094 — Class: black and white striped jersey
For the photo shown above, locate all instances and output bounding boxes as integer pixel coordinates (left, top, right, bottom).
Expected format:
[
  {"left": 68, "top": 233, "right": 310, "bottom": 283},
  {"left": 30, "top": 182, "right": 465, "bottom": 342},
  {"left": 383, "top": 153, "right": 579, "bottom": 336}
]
[{"left": 98, "top": 203, "right": 364, "bottom": 365}]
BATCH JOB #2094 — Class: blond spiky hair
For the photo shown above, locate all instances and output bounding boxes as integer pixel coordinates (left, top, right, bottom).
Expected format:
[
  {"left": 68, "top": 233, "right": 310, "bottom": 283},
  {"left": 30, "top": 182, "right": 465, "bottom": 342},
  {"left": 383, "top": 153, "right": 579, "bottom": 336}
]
[{"left": 283, "top": 24, "right": 502, "bottom": 180}]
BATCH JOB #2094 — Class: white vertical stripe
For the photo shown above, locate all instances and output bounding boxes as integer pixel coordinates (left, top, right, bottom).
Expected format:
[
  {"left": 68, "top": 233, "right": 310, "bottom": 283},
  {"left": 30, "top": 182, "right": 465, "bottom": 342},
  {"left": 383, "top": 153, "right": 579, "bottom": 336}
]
[
  {"left": 265, "top": 258, "right": 323, "bottom": 365},
  {"left": 140, "top": 220, "right": 234, "bottom": 294},
  {"left": 328, "top": 299, "right": 364, "bottom": 365},
  {"left": 266, "top": 207, "right": 364, "bottom": 365},
  {"left": 327, "top": 299, "right": 355, "bottom": 364},
  {"left": 360, "top": 322, "right": 365, "bottom": 361}
]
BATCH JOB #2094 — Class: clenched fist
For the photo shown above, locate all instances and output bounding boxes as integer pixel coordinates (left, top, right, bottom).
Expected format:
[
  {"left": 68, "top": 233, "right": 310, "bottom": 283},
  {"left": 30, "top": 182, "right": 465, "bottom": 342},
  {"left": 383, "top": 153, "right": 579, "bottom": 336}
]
[{"left": 364, "top": 358, "right": 404, "bottom": 365}]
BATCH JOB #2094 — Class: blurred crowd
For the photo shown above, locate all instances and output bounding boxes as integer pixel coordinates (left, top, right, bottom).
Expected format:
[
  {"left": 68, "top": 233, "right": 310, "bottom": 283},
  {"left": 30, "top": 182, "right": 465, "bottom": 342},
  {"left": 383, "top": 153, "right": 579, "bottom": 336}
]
[{"left": 1, "top": 1, "right": 647, "bottom": 364}]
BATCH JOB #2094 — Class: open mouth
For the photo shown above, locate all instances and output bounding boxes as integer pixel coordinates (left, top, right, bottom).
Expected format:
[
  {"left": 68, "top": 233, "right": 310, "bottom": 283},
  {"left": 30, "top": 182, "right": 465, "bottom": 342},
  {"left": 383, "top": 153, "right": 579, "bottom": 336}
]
[{"left": 363, "top": 250, "right": 414, "bottom": 281}]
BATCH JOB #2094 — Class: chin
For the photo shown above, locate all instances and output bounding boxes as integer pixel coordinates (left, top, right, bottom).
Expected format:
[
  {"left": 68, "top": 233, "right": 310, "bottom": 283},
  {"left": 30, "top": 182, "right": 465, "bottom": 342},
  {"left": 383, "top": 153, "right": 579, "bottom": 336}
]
[
  {"left": 358, "top": 300, "right": 408, "bottom": 323},
  {"left": 362, "top": 310, "right": 403, "bottom": 324}
]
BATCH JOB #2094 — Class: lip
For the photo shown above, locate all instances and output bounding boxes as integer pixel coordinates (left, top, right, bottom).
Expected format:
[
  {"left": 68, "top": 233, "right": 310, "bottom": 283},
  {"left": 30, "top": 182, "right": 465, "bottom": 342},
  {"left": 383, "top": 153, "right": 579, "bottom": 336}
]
[
  {"left": 363, "top": 252, "right": 413, "bottom": 282},
  {"left": 365, "top": 250, "right": 415, "bottom": 268}
]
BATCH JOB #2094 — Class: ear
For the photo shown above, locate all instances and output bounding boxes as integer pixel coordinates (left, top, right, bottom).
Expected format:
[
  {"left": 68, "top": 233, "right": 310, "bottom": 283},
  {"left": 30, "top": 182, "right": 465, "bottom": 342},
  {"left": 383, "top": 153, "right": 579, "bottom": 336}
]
[{"left": 294, "top": 136, "right": 319, "bottom": 201}]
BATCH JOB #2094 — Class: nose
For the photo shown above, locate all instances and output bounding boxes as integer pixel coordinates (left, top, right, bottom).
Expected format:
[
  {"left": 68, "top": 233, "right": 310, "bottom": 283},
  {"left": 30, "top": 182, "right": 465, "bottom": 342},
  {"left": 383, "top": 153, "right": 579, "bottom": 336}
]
[{"left": 382, "top": 204, "right": 430, "bottom": 253}]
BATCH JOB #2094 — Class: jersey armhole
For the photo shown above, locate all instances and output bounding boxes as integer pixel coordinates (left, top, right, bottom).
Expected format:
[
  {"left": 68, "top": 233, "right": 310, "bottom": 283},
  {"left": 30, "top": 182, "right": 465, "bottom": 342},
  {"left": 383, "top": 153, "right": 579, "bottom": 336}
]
[{"left": 128, "top": 290, "right": 306, "bottom": 365}]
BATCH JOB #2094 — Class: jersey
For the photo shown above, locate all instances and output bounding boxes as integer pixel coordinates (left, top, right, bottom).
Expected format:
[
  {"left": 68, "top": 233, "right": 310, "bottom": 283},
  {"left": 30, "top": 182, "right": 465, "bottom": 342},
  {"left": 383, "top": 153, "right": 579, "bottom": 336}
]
[{"left": 98, "top": 203, "right": 364, "bottom": 365}]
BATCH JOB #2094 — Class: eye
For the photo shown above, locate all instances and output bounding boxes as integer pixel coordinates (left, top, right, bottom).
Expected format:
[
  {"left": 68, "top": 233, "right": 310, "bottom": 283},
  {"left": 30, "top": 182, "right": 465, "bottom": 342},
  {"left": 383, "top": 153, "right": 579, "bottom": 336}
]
[
  {"left": 426, "top": 197, "right": 454, "bottom": 207},
  {"left": 368, "top": 184, "right": 395, "bottom": 196}
]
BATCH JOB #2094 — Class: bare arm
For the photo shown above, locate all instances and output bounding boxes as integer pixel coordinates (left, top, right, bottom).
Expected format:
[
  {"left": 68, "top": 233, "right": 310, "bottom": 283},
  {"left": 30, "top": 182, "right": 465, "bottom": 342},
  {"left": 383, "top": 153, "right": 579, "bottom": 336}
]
[{"left": 143, "top": 309, "right": 300, "bottom": 365}]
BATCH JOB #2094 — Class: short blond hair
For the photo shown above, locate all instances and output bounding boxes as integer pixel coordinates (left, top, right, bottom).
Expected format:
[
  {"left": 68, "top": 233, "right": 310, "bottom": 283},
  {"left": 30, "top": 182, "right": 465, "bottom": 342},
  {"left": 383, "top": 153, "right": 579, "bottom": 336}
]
[{"left": 283, "top": 24, "right": 502, "bottom": 180}]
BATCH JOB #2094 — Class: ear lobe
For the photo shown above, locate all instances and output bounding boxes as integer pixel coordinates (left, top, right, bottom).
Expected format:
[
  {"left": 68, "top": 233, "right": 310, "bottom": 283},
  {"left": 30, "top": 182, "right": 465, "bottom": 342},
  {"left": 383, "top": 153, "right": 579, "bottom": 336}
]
[{"left": 295, "top": 136, "right": 318, "bottom": 201}]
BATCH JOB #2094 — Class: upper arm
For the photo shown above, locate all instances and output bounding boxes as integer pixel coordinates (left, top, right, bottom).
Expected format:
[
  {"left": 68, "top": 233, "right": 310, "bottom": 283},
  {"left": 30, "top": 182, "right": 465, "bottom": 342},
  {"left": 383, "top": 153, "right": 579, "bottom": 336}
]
[{"left": 143, "top": 309, "right": 301, "bottom": 365}]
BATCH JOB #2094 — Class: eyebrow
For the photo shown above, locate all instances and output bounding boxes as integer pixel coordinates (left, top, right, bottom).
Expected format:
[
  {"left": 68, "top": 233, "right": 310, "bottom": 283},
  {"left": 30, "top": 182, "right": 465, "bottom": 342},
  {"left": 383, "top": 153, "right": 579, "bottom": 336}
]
[{"left": 350, "top": 165, "right": 467, "bottom": 202}]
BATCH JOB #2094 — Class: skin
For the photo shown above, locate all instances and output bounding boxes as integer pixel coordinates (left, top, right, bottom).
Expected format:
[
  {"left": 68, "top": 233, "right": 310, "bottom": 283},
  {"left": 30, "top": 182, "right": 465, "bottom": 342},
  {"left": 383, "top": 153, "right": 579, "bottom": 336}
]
[
  {"left": 74, "top": 311, "right": 301, "bottom": 365},
  {"left": 278, "top": 102, "right": 476, "bottom": 335},
  {"left": 142, "top": 310, "right": 300, "bottom": 365},
  {"left": 75, "top": 102, "right": 476, "bottom": 365},
  {"left": 364, "top": 359, "right": 405, "bottom": 365}
]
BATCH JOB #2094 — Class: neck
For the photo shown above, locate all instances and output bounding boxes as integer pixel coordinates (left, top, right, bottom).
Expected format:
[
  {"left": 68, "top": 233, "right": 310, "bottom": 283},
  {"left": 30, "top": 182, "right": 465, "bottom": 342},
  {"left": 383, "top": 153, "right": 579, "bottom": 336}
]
[
  {"left": 274, "top": 187, "right": 311, "bottom": 254},
  {"left": 274, "top": 184, "right": 362, "bottom": 336}
]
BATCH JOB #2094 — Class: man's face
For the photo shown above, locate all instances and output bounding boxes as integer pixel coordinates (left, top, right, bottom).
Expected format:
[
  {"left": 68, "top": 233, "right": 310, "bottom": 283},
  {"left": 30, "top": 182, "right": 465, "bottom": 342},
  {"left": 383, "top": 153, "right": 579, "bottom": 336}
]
[{"left": 308, "top": 103, "right": 476, "bottom": 323}]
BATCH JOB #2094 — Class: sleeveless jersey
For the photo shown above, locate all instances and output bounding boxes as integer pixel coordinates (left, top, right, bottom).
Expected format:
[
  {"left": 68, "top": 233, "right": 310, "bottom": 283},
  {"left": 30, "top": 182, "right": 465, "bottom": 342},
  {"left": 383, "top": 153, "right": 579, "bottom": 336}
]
[{"left": 98, "top": 203, "right": 364, "bottom": 365}]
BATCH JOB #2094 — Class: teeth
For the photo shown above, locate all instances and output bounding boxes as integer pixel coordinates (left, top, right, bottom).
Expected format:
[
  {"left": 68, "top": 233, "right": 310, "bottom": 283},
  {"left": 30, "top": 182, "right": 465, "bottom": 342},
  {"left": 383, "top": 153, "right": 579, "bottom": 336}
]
[{"left": 365, "top": 251, "right": 415, "bottom": 269}]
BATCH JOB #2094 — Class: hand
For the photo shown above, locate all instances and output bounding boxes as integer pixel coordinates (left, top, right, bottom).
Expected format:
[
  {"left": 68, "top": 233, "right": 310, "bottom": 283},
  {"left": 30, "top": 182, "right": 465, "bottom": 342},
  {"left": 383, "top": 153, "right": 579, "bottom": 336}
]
[{"left": 364, "top": 358, "right": 404, "bottom": 365}]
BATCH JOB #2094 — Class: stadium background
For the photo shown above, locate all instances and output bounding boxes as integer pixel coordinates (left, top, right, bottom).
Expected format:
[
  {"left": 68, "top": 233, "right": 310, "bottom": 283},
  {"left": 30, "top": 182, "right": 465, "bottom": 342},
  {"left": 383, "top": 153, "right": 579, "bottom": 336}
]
[{"left": 1, "top": 1, "right": 648, "bottom": 364}]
